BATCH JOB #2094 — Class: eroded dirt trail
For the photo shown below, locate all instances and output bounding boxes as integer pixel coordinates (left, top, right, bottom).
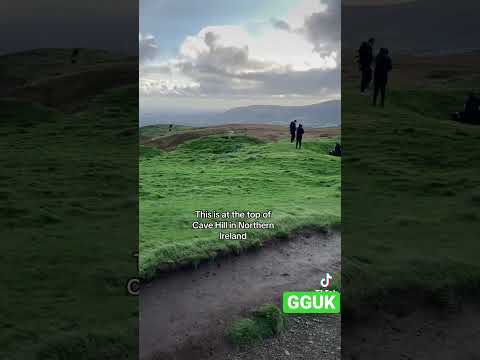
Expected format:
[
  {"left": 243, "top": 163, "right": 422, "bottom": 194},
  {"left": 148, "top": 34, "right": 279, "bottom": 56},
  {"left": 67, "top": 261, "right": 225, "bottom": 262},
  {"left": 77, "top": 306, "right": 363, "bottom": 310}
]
[{"left": 140, "top": 230, "right": 341, "bottom": 360}]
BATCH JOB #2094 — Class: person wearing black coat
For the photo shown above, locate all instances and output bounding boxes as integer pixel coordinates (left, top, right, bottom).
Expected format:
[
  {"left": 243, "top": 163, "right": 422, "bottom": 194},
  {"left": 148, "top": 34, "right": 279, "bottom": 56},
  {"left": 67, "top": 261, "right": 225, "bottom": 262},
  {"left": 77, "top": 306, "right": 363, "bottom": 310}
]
[
  {"left": 289, "top": 120, "right": 297, "bottom": 143},
  {"left": 296, "top": 124, "right": 304, "bottom": 149},
  {"left": 373, "top": 48, "right": 393, "bottom": 107}
]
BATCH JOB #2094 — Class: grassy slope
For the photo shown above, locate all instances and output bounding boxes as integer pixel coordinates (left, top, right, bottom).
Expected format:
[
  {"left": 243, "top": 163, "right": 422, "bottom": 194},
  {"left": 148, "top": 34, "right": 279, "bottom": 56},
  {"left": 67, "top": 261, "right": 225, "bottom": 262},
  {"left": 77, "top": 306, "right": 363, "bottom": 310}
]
[
  {"left": 140, "top": 135, "right": 340, "bottom": 278},
  {"left": 342, "top": 73, "right": 480, "bottom": 314},
  {"left": 0, "top": 48, "right": 130, "bottom": 84},
  {"left": 140, "top": 124, "right": 192, "bottom": 139},
  {"left": 0, "top": 86, "right": 138, "bottom": 358}
]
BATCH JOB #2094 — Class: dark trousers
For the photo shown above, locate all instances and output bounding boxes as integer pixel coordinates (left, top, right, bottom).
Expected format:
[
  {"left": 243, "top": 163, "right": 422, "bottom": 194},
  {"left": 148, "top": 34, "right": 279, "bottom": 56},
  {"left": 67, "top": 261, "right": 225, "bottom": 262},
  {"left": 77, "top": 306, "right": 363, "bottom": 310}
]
[
  {"left": 373, "top": 81, "right": 387, "bottom": 106},
  {"left": 361, "top": 67, "right": 372, "bottom": 92},
  {"left": 290, "top": 132, "right": 295, "bottom": 143},
  {"left": 296, "top": 136, "right": 303, "bottom": 149}
]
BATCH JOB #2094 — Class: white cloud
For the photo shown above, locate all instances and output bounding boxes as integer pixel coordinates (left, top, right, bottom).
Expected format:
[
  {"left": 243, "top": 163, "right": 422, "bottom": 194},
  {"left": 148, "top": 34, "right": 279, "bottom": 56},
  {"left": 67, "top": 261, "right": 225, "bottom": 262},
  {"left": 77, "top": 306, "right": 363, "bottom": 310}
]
[
  {"left": 286, "top": 0, "right": 327, "bottom": 28},
  {"left": 139, "top": 33, "right": 160, "bottom": 63},
  {"left": 140, "top": 0, "right": 340, "bottom": 102}
]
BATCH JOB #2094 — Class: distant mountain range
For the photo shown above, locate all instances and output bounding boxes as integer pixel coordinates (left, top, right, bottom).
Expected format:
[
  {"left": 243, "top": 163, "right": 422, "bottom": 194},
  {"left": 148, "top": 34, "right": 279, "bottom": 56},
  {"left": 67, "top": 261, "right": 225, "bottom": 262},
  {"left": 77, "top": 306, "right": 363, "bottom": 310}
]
[
  {"left": 216, "top": 101, "right": 340, "bottom": 128},
  {"left": 140, "top": 100, "right": 341, "bottom": 128}
]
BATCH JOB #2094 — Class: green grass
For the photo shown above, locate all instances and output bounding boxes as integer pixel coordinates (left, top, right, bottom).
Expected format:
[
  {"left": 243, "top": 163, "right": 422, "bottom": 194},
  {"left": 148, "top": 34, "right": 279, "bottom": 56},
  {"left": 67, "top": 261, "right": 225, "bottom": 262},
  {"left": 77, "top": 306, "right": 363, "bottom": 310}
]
[
  {"left": 0, "top": 85, "right": 138, "bottom": 358},
  {"left": 226, "top": 304, "right": 285, "bottom": 347},
  {"left": 139, "top": 134, "right": 340, "bottom": 278},
  {"left": 342, "top": 75, "right": 480, "bottom": 315}
]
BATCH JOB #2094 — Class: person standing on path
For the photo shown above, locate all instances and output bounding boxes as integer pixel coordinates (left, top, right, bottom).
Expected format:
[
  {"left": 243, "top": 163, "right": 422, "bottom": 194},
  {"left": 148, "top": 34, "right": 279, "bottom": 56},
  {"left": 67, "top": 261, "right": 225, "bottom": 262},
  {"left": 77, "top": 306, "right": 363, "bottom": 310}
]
[
  {"left": 296, "top": 124, "right": 304, "bottom": 149},
  {"left": 289, "top": 119, "right": 297, "bottom": 143}
]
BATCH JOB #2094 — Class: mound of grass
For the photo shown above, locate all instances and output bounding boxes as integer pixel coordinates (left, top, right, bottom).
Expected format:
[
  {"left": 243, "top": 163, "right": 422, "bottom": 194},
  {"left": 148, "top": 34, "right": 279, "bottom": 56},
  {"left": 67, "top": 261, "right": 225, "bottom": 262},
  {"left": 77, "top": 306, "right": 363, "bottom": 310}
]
[
  {"left": 176, "top": 134, "right": 263, "bottom": 154},
  {"left": 226, "top": 304, "right": 285, "bottom": 347},
  {"left": 0, "top": 85, "right": 138, "bottom": 358},
  {"left": 342, "top": 69, "right": 480, "bottom": 316},
  {"left": 140, "top": 134, "right": 340, "bottom": 277}
]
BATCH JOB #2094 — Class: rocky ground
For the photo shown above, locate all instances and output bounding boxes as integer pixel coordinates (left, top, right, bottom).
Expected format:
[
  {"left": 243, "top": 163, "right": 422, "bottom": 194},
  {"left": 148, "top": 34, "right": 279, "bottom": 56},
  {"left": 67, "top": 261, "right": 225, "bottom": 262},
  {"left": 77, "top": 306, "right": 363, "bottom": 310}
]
[{"left": 226, "top": 315, "right": 340, "bottom": 360}]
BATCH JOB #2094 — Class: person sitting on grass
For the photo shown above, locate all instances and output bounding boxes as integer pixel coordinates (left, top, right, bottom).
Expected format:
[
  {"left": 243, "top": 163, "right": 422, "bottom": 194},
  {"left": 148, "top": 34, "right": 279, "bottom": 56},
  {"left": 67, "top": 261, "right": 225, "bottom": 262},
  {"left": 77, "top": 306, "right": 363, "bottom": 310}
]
[
  {"left": 296, "top": 124, "right": 304, "bottom": 149},
  {"left": 452, "top": 93, "right": 480, "bottom": 123},
  {"left": 289, "top": 119, "right": 297, "bottom": 143},
  {"left": 329, "top": 142, "right": 342, "bottom": 157}
]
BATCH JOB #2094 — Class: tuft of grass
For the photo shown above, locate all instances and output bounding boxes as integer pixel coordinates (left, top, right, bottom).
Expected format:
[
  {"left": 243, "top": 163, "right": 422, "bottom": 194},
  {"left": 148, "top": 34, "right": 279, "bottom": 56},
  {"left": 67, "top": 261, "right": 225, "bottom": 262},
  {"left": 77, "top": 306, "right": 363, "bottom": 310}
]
[
  {"left": 329, "top": 272, "right": 342, "bottom": 292},
  {"left": 226, "top": 304, "right": 285, "bottom": 348}
]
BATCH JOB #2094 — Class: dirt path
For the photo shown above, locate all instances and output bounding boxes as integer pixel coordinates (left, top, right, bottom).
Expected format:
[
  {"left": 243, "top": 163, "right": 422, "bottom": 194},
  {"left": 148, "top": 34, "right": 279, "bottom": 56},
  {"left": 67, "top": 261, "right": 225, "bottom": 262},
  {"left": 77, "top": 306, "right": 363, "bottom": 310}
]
[{"left": 140, "top": 230, "right": 341, "bottom": 360}]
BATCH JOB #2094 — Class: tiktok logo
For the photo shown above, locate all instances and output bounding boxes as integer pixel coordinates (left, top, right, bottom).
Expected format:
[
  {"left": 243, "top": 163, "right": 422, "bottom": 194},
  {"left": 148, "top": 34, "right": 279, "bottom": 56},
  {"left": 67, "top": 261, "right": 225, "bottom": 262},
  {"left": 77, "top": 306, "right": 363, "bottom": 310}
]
[{"left": 320, "top": 273, "right": 333, "bottom": 288}]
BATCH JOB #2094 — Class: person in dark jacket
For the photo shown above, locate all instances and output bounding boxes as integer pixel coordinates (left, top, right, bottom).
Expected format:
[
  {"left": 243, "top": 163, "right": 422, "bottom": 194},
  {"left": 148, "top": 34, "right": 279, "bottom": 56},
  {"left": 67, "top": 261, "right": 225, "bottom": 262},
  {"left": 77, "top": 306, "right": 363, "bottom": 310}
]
[
  {"left": 373, "top": 48, "right": 392, "bottom": 107},
  {"left": 463, "top": 93, "right": 480, "bottom": 122},
  {"left": 296, "top": 124, "right": 304, "bottom": 149},
  {"left": 453, "top": 93, "right": 480, "bottom": 123},
  {"left": 358, "top": 38, "right": 375, "bottom": 93},
  {"left": 289, "top": 120, "right": 297, "bottom": 143},
  {"left": 71, "top": 48, "right": 80, "bottom": 64},
  {"left": 329, "top": 142, "right": 342, "bottom": 156}
]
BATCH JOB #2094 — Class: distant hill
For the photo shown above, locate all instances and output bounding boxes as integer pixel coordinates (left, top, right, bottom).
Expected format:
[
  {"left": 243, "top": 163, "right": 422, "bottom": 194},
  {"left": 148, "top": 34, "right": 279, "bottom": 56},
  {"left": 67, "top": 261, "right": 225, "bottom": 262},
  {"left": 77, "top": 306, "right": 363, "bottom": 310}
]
[
  {"left": 141, "top": 100, "right": 341, "bottom": 128},
  {"left": 217, "top": 101, "right": 340, "bottom": 128},
  {"left": 0, "top": 48, "right": 137, "bottom": 111}
]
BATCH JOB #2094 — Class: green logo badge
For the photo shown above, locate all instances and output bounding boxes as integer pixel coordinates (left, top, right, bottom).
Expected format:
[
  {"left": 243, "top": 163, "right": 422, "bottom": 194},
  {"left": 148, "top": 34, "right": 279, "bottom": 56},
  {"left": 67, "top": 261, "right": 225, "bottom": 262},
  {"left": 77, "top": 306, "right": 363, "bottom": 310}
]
[{"left": 282, "top": 291, "right": 341, "bottom": 314}]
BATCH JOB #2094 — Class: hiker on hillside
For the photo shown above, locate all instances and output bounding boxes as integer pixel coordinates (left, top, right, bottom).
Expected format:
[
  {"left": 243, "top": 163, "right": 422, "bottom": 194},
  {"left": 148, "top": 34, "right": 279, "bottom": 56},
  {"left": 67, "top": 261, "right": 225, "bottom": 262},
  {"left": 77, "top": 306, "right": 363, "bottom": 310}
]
[
  {"left": 71, "top": 48, "right": 80, "bottom": 64},
  {"left": 373, "top": 48, "right": 393, "bottom": 107},
  {"left": 296, "top": 124, "right": 304, "bottom": 149},
  {"left": 357, "top": 38, "right": 375, "bottom": 93},
  {"left": 289, "top": 119, "right": 297, "bottom": 143}
]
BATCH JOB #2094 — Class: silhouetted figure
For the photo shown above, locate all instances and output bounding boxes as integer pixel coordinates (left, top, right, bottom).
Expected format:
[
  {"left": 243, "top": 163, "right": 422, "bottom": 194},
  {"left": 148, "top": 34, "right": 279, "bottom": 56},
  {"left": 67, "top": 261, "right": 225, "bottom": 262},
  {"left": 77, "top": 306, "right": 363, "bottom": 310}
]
[
  {"left": 289, "top": 120, "right": 297, "bottom": 143},
  {"left": 296, "top": 124, "right": 304, "bottom": 149},
  {"left": 453, "top": 93, "right": 480, "bottom": 123},
  {"left": 71, "top": 48, "right": 80, "bottom": 64},
  {"left": 168, "top": 124, "right": 173, "bottom": 132},
  {"left": 358, "top": 38, "right": 375, "bottom": 93},
  {"left": 329, "top": 142, "right": 342, "bottom": 157},
  {"left": 373, "top": 48, "right": 392, "bottom": 107}
]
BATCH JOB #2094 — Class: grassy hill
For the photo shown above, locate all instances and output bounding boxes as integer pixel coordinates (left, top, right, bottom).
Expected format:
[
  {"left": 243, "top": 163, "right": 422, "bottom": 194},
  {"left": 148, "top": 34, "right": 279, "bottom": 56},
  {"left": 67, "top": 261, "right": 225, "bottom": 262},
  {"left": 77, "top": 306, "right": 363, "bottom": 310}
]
[
  {"left": 140, "top": 133, "right": 341, "bottom": 278},
  {"left": 0, "top": 48, "right": 137, "bottom": 111},
  {"left": 0, "top": 50, "right": 138, "bottom": 359},
  {"left": 342, "top": 52, "right": 480, "bottom": 315}
]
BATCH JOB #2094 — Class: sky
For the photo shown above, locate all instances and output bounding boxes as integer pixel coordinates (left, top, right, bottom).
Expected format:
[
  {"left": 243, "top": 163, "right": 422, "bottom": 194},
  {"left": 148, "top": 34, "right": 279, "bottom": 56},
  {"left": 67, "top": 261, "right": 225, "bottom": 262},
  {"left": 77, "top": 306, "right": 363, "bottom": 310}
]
[
  {"left": 0, "top": 0, "right": 137, "bottom": 55},
  {"left": 139, "top": 0, "right": 341, "bottom": 114}
]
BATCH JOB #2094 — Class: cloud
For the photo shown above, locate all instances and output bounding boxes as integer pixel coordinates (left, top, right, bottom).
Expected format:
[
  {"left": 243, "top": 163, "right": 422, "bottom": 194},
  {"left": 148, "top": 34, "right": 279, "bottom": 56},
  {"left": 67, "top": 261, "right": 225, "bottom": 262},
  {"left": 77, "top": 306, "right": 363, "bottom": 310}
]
[
  {"left": 139, "top": 33, "right": 160, "bottom": 63},
  {"left": 303, "top": 0, "right": 341, "bottom": 53},
  {"left": 270, "top": 18, "right": 291, "bottom": 31},
  {"left": 140, "top": 0, "right": 340, "bottom": 102},
  {"left": 139, "top": 61, "right": 200, "bottom": 96}
]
